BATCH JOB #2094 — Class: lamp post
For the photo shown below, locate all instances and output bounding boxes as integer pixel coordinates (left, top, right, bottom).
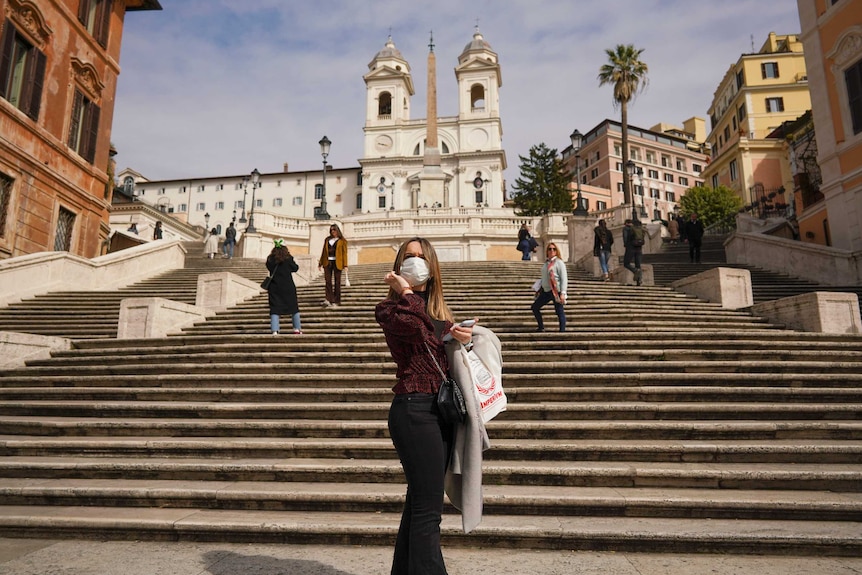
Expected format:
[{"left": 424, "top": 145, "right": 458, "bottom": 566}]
[
  {"left": 232, "top": 209, "right": 236, "bottom": 224},
  {"left": 246, "top": 168, "right": 261, "bottom": 233},
  {"left": 316, "top": 135, "right": 331, "bottom": 220},
  {"left": 636, "top": 166, "right": 647, "bottom": 218},
  {"left": 204, "top": 212, "right": 210, "bottom": 229},
  {"left": 625, "top": 160, "right": 639, "bottom": 222},
  {"left": 238, "top": 178, "right": 248, "bottom": 224},
  {"left": 570, "top": 129, "right": 588, "bottom": 216}
]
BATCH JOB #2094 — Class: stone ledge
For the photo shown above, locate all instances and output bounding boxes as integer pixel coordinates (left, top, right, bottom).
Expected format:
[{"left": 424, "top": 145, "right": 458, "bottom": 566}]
[
  {"left": 0, "top": 332, "right": 72, "bottom": 369},
  {"left": 118, "top": 298, "right": 209, "bottom": 339},
  {"left": 750, "top": 291, "right": 862, "bottom": 334},
  {"left": 671, "top": 267, "right": 753, "bottom": 309}
]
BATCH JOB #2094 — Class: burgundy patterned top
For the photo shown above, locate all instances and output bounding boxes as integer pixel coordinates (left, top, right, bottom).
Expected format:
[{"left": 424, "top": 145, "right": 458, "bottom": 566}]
[{"left": 375, "top": 293, "right": 453, "bottom": 395}]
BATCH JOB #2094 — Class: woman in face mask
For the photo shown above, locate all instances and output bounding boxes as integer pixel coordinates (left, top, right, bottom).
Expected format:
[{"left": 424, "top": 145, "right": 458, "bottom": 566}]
[{"left": 375, "top": 237, "right": 474, "bottom": 575}]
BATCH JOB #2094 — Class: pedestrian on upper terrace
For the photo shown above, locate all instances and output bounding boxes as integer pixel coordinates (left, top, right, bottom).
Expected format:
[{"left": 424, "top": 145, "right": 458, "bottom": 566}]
[
  {"left": 266, "top": 239, "right": 302, "bottom": 335},
  {"left": 204, "top": 227, "right": 219, "bottom": 259},
  {"left": 623, "top": 218, "right": 645, "bottom": 286},
  {"left": 517, "top": 223, "right": 537, "bottom": 261},
  {"left": 318, "top": 223, "right": 348, "bottom": 307},
  {"left": 222, "top": 222, "right": 237, "bottom": 259},
  {"left": 593, "top": 219, "right": 614, "bottom": 281},
  {"left": 668, "top": 216, "right": 679, "bottom": 244},
  {"left": 153, "top": 221, "right": 163, "bottom": 240},
  {"left": 127, "top": 222, "right": 138, "bottom": 235},
  {"left": 684, "top": 212, "right": 705, "bottom": 264},
  {"left": 531, "top": 242, "right": 567, "bottom": 332}
]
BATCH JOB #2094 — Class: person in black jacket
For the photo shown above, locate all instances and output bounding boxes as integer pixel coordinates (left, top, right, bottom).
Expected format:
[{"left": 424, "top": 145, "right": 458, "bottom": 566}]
[
  {"left": 593, "top": 219, "right": 614, "bottom": 281},
  {"left": 517, "top": 223, "right": 535, "bottom": 261},
  {"left": 265, "top": 239, "right": 302, "bottom": 334},
  {"left": 684, "top": 213, "right": 705, "bottom": 263}
]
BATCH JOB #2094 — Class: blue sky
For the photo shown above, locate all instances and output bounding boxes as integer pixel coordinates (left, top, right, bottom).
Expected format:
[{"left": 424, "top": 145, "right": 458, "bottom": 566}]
[{"left": 112, "top": 0, "right": 802, "bottom": 187}]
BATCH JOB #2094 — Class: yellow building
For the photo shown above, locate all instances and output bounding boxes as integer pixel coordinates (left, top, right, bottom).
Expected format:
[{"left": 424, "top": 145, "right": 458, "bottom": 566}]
[
  {"left": 797, "top": 0, "right": 862, "bottom": 251},
  {"left": 701, "top": 33, "right": 810, "bottom": 208}
]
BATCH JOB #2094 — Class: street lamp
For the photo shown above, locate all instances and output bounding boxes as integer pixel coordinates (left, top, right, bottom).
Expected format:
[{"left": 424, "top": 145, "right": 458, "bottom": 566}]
[
  {"left": 316, "top": 135, "right": 331, "bottom": 220},
  {"left": 238, "top": 178, "right": 248, "bottom": 223},
  {"left": 636, "top": 166, "right": 647, "bottom": 218},
  {"left": 232, "top": 209, "right": 236, "bottom": 224},
  {"left": 569, "top": 129, "right": 588, "bottom": 216},
  {"left": 246, "top": 168, "right": 261, "bottom": 233},
  {"left": 625, "top": 160, "right": 639, "bottom": 222},
  {"left": 204, "top": 212, "right": 210, "bottom": 229}
]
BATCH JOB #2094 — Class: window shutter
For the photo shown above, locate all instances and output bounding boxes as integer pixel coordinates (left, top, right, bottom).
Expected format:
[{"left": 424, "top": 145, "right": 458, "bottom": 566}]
[
  {"left": 95, "top": 0, "right": 113, "bottom": 47},
  {"left": 84, "top": 103, "right": 100, "bottom": 164},
  {"left": 68, "top": 90, "right": 83, "bottom": 149},
  {"left": 25, "top": 50, "right": 46, "bottom": 121},
  {"left": 0, "top": 23, "right": 14, "bottom": 100},
  {"left": 77, "top": 0, "right": 89, "bottom": 26}
]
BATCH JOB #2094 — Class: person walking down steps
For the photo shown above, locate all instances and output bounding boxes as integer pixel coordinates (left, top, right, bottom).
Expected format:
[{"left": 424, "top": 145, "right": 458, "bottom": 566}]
[
  {"left": 318, "top": 224, "right": 348, "bottom": 307},
  {"left": 531, "top": 242, "right": 567, "bottom": 332}
]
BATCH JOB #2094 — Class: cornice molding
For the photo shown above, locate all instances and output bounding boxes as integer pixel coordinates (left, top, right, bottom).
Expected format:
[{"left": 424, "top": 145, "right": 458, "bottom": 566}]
[{"left": 4, "top": 0, "right": 52, "bottom": 48}]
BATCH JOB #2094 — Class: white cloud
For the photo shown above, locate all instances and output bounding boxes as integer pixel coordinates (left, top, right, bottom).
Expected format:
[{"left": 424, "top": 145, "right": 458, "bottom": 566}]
[{"left": 112, "top": 0, "right": 802, "bottom": 185}]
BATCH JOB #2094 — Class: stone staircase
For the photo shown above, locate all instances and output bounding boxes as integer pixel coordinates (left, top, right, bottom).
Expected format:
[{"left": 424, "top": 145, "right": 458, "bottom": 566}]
[
  {"left": 0, "top": 260, "right": 861, "bottom": 554},
  {"left": 644, "top": 235, "right": 862, "bottom": 308}
]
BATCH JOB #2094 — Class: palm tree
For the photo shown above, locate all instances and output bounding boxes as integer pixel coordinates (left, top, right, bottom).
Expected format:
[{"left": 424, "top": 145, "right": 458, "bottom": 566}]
[{"left": 598, "top": 44, "right": 649, "bottom": 208}]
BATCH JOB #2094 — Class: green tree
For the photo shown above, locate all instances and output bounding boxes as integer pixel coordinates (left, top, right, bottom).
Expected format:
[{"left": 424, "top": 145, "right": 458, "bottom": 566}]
[
  {"left": 511, "top": 143, "right": 573, "bottom": 216},
  {"left": 598, "top": 44, "right": 649, "bottom": 207},
  {"left": 679, "top": 185, "right": 744, "bottom": 227}
]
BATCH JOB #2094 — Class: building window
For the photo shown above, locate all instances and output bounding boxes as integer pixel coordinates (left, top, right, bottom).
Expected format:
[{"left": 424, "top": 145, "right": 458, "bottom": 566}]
[
  {"left": 723, "top": 125, "right": 731, "bottom": 142},
  {"left": 67, "top": 90, "right": 100, "bottom": 164},
  {"left": 664, "top": 173, "right": 674, "bottom": 183},
  {"left": 197, "top": 185, "right": 205, "bottom": 192},
  {"left": 645, "top": 151, "right": 655, "bottom": 164},
  {"left": 845, "top": 57, "right": 862, "bottom": 134},
  {"left": 596, "top": 201, "right": 607, "bottom": 210},
  {"left": 215, "top": 184, "right": 223, "bottom": 191},
  {"left": 590, "top": 168, "right": 599, "bottom": 179},
  {"left": 676, "top": 159, "right": 686, "bottom": 171},
  {"left": 761, "top": 62, "right": 779, "bottom": 79},
  {"left": 648, "top": 169, "right": 659, "bottom": 179},
  {"left": 594, "top": 151, "right": 601, "bottom": 161},
  {"left": 615, "top": 162, "right": 623, "bottom": 172},
  {"left": 475, "top": 190, "right": 484, "bottom": 204},
  {"left": 273, "top": 198, "right": 283, "bottom": 207},
  {"left": 613, "top": 144, "right": 621, "bottom": 156},
  {"left": 292, "top": 197, "right": 302, "bottom": 206},
  {"left": 679, "top": 176, "right": 689, "bottom": 186},
  {"left": 0, "top": 24, "right": 47, "bottom": 121},
  {"left": 255, "top": 198, "right": 262, "bottom": 208},
  {"left": 650, "top": 188, "right": 661, "bottom": 199},
  {"left": 196, "top": 202, "right": 205, "bottom": 211},
  {"left": 712, "top": 174, "right": 719, "bottom": 188},
  {"left": 661, "top": 155, "right": 670, "bottom": 168},
  {"left": 736, "top": 69, "right": 745, "bottom": 89},
  {"left": 693, "top": 163, "right": 703, "bottom": 173},
  {"left": 356, "top": 172, "right": 363, "bottom": 186},
  {"left": 314, "top": 184, "right": 323, "bottom": 200},
  {"left": 730, "top": 159, "right": 739, "bottom": 181},
  {"left": 630, "top": 147, "right": 641, "bottom": 161},
  {"left": 54, "top": 206, "right": 75, "bottom": 251},
  {"left": 178, "top": 204, "right": 187, "bottom": 212},
  {"left": 617, "top": 182, "right": 624, "bottom": 192},
  {"left": 738, "top": 104, "right": 747, "bottom": 122},
  {"left": 665, "top": 191, "right": 676, "bottom": 202},
  {"left": 215, "top": 201, "right": 224, "bottom": 210},
  {"left": 378, "top": 91, "right": 392, "bottom": 117},
  {"left": 157, "top": 189, "right": 165, "bottom": 195},
  {"left": 78, "top": 0, "right": 112, "bottom": 47},
  {"left": 765, "top": 97, "right": 785, "bottom": 112},
  {"left": 378, "top": 196, "right": 386, "bottom": 209}
]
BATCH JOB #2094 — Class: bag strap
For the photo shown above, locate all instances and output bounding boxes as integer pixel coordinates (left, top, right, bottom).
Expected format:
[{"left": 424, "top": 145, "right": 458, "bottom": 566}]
[
  {"left": 423, "top": 341, "right": 447, "bottom": 380},
  {"left": 267, "top": 263, "right": 279, "bottom": 278}
]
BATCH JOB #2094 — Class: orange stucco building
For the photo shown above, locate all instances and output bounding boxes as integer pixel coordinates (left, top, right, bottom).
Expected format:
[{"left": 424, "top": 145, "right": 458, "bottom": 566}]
[
  {"left": 797, "top": 0, "right": 862, "bottom": 250},
  {"left": 0, "top": 0, "right": 160, "bottom": 260}
]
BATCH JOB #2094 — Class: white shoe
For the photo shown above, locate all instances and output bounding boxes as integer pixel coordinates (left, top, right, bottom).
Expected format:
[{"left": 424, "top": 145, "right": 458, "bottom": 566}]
[
  {"left": 271, "top": 331, "right": 278, "bottom": 335},
  {"left": 321, "top": 300, "right": 331, "bottom": 308}
]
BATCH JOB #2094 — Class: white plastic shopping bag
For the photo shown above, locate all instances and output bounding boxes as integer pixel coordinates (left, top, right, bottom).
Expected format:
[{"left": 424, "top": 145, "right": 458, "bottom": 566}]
[{"left": 465, "top": 349, "right": 507, "bottom": 422}]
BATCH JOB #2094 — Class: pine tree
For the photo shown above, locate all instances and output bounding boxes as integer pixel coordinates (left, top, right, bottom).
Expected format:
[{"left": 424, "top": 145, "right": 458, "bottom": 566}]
[{"left": 511, "top": 143, "right": 573, "bottom": 216}]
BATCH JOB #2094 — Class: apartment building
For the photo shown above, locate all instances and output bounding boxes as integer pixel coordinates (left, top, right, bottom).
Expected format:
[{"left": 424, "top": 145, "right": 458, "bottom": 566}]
[
  {"left": 797, "top": 0, "right": 862, "bottom": 250},
  {"left": 0, "top": 0, "right": 161, "bottom": 259},
  {"left": 700, "top": 32, "right": 810, "bottom": 207},
  {"left": 561, "top": 118, "right": 708, "bottom": 222}
]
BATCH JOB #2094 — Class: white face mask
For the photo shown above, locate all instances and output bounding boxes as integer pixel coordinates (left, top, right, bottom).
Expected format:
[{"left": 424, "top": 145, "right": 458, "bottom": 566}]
[{"left": 399, "top": 256, "right": 430, "bottom": 287}]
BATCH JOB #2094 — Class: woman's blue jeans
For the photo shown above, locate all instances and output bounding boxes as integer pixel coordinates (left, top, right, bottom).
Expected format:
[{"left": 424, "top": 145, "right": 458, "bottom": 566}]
[
  {"left": 270, "top": 313, "right": 301, "bottom": 333},
  {"left": 598, "top": 249, "right": 611, "bottom": 274}
]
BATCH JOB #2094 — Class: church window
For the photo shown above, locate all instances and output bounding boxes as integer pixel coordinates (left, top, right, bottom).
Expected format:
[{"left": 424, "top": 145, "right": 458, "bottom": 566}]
[
  {"left": 470, "top": 84, "right": 485, "bottom": 112},
  {"left": 378, "top": 92, "right": 392, "bottom": 117},
  {"left": 413, "top": 143, "right": 421, "bottom": 155},
  {"left": 442, "top": 141, "right": 449, "bottom": 154}
]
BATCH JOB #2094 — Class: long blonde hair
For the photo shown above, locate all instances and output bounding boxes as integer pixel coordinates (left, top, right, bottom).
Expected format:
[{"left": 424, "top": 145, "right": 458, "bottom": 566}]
[{"left": 387, "top": 237, "right": 453, "bottom": 322}]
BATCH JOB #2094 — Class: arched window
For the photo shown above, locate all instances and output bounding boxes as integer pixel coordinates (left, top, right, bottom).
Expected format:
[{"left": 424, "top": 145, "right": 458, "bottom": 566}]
[
  {"left": 378, "top": 92, "right": 392, "bottom": 117},
  {"left": 470, "top": 84, "right": 486, "bottom": 111},
  {"left": 123, "top": 176, "right": 134, "bottom": 194}
]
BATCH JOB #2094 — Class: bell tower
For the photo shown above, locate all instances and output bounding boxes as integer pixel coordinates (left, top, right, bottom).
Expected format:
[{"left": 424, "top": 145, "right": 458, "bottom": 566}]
[{"left": 363, "top": 36, "right": 414, "bottom": 159}]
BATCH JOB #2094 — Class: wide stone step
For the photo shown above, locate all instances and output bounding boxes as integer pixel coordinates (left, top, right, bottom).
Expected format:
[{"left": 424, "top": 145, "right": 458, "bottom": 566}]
[
  {"left": 1, "top": 436, "right": 860, "bottom": 464},
  {"left": 0, "top": 480, "right": 858, "bottom": 521},
  {"left": 0, "top": 506, "right": 858, "bottom": 554},
  {"left": 2, "top": 416, "right": 859, "bottom": 440},
  {"left": 0, "top": 457, "right": 859, "bottom": 491},
  {"left": 0, "top": 400, "right": 858, "bottom": 420}
]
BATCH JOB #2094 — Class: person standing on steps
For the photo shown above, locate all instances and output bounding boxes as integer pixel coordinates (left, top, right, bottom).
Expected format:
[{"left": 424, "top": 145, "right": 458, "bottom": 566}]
[
  {"left": 593, "top": 219, "right": 614, "bottom": 281},
  {"left": 531, "top": 242, "right": 567, "bottom": 332},
  {"left": 222, "top": 222, "right": 237, "bottom": 259},
  {"left": 204, "top": 227, "right": 219, "bottom": 259},
  {"left": 318, "top": 224, "right": 348, "bottom": 307},
  {"left": 623, "top": 219, "right": 646, "bottom": 285},
  {"left": 265, "top": 239, "right": 302, "bottom": 335},
  {"left": 375, "top": 236, "right": 474, "bottom": 575},
  {"left": 152, "top": 221, "right": 163, "bottom": 240},
  {"left": 684, "top": 212, "right": 705, "bottom": 264},
  {"left": 517, "top": 223, "right": 536, "bottom": 261}
]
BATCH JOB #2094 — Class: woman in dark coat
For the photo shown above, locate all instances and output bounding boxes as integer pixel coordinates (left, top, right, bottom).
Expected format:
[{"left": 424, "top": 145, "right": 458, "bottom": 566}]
[{"left": 265, "top": 239, "right": 302, "bottom": 334}]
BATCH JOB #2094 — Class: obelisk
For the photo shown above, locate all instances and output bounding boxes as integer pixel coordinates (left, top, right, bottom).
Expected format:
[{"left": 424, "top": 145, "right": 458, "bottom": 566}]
[{"left": 418, "top": 32, "right": 446, "bottom": 206}]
